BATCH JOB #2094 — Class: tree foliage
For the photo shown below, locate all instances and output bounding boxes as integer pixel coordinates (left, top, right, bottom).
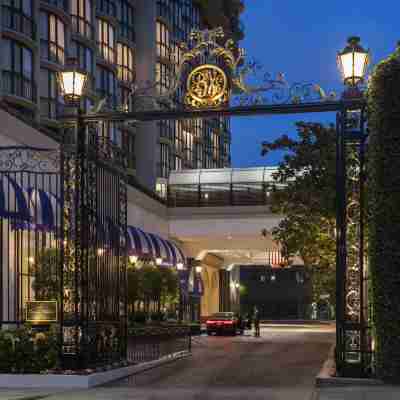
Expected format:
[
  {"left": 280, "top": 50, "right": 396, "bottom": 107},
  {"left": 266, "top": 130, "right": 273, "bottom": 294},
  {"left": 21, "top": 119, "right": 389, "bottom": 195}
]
[{"left": 262, "top": 122, "right": 337, "bottom": 303}]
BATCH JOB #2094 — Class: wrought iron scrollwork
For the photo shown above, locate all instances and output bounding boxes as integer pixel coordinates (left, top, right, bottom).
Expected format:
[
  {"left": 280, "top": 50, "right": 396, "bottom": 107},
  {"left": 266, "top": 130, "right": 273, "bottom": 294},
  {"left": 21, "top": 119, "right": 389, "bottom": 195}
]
[{"left": 0, "top": 147, "right": 60, "bottom": 173}]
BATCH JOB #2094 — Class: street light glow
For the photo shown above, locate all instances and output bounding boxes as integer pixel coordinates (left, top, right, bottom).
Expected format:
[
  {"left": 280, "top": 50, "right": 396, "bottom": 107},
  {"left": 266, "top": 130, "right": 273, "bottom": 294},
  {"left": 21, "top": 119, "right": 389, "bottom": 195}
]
[
  {"left": 57, "top": 58, "right": 88, "bottom": 104},
  {"left": 337, "top": 37, "right": 370, "bottom": 87}
]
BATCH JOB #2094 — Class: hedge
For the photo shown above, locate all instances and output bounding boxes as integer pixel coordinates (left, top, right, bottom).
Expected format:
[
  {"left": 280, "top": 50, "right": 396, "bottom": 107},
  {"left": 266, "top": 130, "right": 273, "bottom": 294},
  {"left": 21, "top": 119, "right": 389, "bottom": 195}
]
[{"left": 367, "top": 44, "right": 400, "bottom": 382}]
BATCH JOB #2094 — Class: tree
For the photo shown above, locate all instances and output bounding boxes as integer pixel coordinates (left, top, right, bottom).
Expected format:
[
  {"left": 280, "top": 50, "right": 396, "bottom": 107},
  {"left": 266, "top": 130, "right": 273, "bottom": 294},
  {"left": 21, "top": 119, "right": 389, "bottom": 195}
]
[{"left": 262, "top": 122, "right": 337, "bottom": 304}]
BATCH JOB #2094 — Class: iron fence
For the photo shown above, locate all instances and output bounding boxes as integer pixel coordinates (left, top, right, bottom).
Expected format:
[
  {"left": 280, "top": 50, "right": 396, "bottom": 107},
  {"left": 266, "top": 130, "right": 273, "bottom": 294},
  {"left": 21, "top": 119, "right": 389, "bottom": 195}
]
[{"left": 127, "top": 325, "right": 191, "bottom": 364}]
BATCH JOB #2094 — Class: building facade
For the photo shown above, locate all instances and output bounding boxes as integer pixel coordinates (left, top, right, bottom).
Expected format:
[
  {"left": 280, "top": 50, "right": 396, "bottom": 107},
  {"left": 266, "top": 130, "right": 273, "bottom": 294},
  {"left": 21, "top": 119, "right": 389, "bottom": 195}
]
[{"left": 0, "top": 0, "right": 244, "bottom": 192}]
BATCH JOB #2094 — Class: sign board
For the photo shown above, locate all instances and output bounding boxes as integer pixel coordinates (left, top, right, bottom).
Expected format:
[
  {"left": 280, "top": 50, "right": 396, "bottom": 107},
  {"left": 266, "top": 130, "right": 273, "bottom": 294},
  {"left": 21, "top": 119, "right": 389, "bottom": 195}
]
[
  {"left": 26, "top": 301, "right": 58, "bottom": 323},
  {"left": 320, "top": 294, "right": 331, "bottom": 300}
]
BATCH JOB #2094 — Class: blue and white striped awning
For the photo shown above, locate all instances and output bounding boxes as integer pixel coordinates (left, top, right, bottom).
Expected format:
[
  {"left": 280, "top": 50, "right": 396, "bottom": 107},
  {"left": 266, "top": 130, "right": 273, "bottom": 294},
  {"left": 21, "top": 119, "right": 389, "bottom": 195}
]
[
  {"left": 28, "top": 188, "right": 61, "bottom": 231},
  {"left": 0, "top": 175, "right": 30, "bottom": 220},
  {"left": 126, "top": 225, "right": 185, "bottom": 266}
]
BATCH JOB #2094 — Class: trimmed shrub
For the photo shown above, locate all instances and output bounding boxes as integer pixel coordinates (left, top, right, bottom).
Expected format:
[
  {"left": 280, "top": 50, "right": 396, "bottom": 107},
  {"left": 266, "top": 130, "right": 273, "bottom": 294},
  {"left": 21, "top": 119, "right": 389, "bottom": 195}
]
[{"left": 367, "top": 44, "right": 400, "bottom": 382}]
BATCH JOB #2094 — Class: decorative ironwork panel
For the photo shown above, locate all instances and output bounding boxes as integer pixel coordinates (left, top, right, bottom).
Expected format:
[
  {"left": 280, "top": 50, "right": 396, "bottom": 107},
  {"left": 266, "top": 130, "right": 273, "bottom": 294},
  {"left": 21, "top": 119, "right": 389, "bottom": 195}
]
[
  {"left": 0, "top": 147, "right": 62, "bottom": 327},
  {"left": 60, "top": 120, "right": 128, "bottom": 369},
  {"left": 336, "top": 107, "right": 373, "bottom": 377}
]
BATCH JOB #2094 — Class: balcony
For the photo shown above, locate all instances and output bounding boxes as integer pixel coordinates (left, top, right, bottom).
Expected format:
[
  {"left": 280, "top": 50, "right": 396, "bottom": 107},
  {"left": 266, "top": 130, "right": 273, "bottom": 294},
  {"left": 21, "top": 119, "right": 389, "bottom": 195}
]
[
  {"left": 2, "top": 70, "right": 36, "bottom": 103},
  {"left": 40, "top": 98, "right": 65, "bottom": 120},
  {"left": 41, "top": 0, "right": 69, "bottom": 12},
  {"left": 2, "top": 5, "right": 35, "bottom": 39}
]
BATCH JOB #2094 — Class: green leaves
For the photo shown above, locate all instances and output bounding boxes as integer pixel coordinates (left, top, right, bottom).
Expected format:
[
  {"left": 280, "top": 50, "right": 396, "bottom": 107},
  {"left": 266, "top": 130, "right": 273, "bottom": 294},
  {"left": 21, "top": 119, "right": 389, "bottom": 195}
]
[{"left": 367, "top": 45, "right": 400, "bottom": 382}]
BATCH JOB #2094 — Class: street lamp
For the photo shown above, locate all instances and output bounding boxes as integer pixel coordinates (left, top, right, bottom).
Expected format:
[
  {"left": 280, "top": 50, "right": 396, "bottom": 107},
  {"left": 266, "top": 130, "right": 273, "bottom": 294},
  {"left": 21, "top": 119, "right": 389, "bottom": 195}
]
[
  {"left": 156, "top": 257, "right": 163, "bottom": 266},
  {"left": 57, "top": 57, "right": 88, "bottom": 105},
  {"left": 337, "top": 37, "right": 370, "bottom": 96},
  {"left": 129, "top": 255, "right": 138, "bottom": 264}
]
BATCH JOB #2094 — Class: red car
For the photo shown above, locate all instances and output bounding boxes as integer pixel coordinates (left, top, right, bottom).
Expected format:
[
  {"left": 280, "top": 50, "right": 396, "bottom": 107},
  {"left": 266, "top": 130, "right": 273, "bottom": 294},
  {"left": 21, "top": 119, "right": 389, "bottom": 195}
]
[{"left": 206, "top": 312, "right": 238, "bottom": 336}]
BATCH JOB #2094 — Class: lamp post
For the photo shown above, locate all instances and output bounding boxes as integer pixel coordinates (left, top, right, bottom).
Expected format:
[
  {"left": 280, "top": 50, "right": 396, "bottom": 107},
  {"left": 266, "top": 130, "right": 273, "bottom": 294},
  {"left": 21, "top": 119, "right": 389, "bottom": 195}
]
[
  {"left": 176, "top": 262, "right": 185, "bottom": 322},
  {"left": 335, "top": 37, "right": 369, "bottom": 376},
  {"left": 337, "top": 36, "right": 370, "bottom": 98}
]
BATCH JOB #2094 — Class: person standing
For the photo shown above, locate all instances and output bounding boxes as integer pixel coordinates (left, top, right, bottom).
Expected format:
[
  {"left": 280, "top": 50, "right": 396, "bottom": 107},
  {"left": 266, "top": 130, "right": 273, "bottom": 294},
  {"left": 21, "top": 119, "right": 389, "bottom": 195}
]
[{"left": 254, "top": 307, "right": 260, "bottom": 337}]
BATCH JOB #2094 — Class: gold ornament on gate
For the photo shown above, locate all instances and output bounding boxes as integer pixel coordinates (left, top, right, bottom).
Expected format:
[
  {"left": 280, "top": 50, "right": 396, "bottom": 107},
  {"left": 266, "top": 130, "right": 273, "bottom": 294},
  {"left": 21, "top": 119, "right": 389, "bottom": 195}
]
[{"left": 185, "top": 65, "right": 229, "bottom": 108}]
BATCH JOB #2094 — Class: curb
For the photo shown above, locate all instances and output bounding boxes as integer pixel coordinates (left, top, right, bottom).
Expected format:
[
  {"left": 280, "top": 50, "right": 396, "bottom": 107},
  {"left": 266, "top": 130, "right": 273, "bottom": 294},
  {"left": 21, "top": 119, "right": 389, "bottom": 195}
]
[
  {"left": 315, "top": 345, "right": 384, "bottom": 387},
  {"left": 0, "top": 351, "right": 191, "bottom": 389}
]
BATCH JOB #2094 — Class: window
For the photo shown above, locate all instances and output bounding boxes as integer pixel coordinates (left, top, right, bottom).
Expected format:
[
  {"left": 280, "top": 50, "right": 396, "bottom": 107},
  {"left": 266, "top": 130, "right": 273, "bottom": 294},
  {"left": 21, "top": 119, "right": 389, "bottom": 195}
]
[
  {"left": 96, "top": 65, "right": 117, "bottom": 107},
  {"left": 96, "top": 0, "right": 116, "bottom": 17},
  {"left": 120, "top": 0, "right": 135, "bottom": 42},
  {"left": 117, "top": 43, "right": 134, "bottom": 82},
  {"left": 156, "top": 21, "right": 170, "bottom": 59},
  {"left": 40, "top": 12, "right": 65, "bottom": 64},
  {"left": 160, "top": 143, "right": 170, "bottom": 179},
  {"left": 71, "top": 0, "right": 93, "bottom": 39},
  {"left": 40, "top": 68, "right": 62, "bottom": 119},
  {"left": 155, "top": 62, "right": 170, "bottom": 94},
  {"left": 70, "top": 41, "right": 94, "bottom": 76},
  {"left": 97, "top": 19, "right": 115, "bottom": 64},
  {"left": 2, "top": 0, "right": 34, "bottom": 38},
  {"left": 2, "top": 39, "right": 34, "bottom": 101}
]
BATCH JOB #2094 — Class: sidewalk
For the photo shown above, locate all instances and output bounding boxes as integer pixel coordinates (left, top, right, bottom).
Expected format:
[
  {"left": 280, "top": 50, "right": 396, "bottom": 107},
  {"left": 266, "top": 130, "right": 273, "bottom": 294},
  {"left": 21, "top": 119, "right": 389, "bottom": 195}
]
[
  {"left": 316, "top": 385, "right": 400, "bottom": 400},
  {"left": 0, "top": 388, "right": 66, "bottom": 399}
]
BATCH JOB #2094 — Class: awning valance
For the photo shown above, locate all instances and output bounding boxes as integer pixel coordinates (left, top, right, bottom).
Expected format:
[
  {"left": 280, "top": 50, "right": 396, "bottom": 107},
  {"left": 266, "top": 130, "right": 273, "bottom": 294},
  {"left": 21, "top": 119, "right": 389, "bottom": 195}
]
[{"left": 126, "top": 225, "right": 185, "bottom": 266}]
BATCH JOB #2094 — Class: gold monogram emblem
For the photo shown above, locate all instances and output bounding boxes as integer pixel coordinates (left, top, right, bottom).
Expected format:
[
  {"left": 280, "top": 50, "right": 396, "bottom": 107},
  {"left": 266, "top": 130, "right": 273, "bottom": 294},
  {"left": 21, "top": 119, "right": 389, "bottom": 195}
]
[{"left": 185, "top": 65, "right": 229, "bottom": 108}]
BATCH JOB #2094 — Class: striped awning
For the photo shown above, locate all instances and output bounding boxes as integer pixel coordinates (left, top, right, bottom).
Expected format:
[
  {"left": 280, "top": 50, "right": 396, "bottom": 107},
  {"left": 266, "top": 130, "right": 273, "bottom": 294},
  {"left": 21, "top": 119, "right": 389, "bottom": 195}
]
[
  {"left": 126, "top": 225, "right": 185, "bottom": 266},
  {"left": 0, "top": 175, "right": 30, "bottom": 220},
  {"left": 28, "top": 188, "right": 61, "bottom": 231}
]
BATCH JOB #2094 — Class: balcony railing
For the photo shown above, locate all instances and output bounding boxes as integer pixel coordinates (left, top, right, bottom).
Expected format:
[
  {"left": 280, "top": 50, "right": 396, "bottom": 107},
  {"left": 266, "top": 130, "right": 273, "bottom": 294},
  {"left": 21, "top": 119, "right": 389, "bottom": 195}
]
[
  {"left": 2, "top": 5, "right": 35, "bottom": 39},
  {"left": 41, "top": 0, "right": 68, "bottom": 12},
  {"left": 3, "top": 70, "right": 36, "bottom": 102},
  {"left": 40, "top": 98, "right": 65, "bottom": 120}
]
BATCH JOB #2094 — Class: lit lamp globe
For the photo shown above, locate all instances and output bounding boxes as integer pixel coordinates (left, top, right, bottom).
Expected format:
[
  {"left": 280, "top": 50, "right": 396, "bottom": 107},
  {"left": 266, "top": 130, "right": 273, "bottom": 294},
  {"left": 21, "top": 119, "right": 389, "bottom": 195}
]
[
  {"left": 129, "top": 255, "right": 138, "bottom": 264},
  {"left": 176, "top": 262, "right": 185, "bottom": 270},
  {"left": 195, "top": 265, "right": 202, "bottom": 274},
  {"left": 156, "top": 257, "right": 163, "bottom": 266},
  {"left": 57, "top": 57, "right": 88, "bottom": 105},
  {"left": 337, "top": 37, "right": 370, "bottom": 96}
]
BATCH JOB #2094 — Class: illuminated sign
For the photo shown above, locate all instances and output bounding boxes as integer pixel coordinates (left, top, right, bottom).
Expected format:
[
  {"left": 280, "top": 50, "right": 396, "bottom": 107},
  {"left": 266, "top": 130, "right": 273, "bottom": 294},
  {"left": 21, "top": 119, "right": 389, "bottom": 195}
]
[
  {"left": 26, "top": 301, "right": 58, "bottom": 323},
  {"left": 185, "top": 65, "right": 229, "bottom": 108}
]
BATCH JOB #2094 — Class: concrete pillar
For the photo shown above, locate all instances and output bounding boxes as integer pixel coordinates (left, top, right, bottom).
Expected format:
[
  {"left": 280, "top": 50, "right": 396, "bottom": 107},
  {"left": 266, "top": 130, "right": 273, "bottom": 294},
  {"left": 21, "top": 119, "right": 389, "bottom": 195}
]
[{"left": 134, "top": 0, "right": 159, "bottom": 191}]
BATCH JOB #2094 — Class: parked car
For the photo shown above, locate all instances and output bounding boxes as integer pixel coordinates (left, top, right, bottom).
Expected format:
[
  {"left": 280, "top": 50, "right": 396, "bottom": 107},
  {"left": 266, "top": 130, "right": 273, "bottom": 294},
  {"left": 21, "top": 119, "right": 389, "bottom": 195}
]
[{"left": 206, "top": 312, "right": 239, "bottom": 336}]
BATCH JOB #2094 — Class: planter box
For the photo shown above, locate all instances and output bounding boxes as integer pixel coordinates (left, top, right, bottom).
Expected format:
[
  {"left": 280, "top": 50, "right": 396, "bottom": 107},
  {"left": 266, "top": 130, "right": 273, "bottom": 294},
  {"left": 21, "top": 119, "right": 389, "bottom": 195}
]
[{"left": 0, "top": 351, "right": 190, "bottom": 389}]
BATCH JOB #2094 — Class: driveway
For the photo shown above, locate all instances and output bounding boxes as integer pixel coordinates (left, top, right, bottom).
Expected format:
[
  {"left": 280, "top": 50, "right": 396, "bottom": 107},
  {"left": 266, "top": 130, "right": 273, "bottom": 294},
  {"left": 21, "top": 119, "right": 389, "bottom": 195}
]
[{"left": 42, "top": 323, "right": 335, "bottom": 400}]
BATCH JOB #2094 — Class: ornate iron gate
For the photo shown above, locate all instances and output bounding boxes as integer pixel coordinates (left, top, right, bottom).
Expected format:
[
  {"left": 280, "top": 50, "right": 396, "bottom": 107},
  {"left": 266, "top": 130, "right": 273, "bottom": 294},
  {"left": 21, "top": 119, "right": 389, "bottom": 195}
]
[{"left": 61, "top": 119, "right": 128, "bottom": 369}]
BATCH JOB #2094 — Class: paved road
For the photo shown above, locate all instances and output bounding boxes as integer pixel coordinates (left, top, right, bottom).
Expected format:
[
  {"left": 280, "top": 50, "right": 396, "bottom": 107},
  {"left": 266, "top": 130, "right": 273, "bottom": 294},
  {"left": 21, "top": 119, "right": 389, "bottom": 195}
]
[{"left": 43, "top": 323, "right": 335, "bottom": 400}]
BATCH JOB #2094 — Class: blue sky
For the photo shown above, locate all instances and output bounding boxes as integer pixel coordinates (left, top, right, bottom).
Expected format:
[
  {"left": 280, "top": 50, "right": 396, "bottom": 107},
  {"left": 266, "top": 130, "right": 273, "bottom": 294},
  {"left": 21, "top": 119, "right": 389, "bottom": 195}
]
[{"left": 231, "top": 0, "right": 399, "bottom": 167}]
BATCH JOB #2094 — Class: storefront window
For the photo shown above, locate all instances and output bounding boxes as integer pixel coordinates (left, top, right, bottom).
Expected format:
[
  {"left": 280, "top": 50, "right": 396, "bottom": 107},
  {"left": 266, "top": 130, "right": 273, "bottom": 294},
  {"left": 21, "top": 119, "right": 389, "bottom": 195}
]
[
  {"left": 97, "top": 19, "right": 115, "bottom": 64},
  {"left": 40, "top": 12, "right": 65, "bottom": 65}
]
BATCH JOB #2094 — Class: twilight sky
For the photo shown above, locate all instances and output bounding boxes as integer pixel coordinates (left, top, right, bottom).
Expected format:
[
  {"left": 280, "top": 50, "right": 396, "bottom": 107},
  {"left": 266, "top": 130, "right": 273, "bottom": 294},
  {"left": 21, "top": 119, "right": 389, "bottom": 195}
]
[{"left": 231, "top": 0, "right": 399, "bottom": 167}]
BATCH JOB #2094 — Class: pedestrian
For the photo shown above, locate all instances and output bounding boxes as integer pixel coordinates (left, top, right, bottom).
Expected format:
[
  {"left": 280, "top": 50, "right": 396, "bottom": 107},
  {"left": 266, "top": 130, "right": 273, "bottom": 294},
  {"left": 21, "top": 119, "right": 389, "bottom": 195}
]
[
  {"left": 254, "top": 307, "right": 260, "bottom": 338},
  {"left": 237, "top": 314, "right": 244, "bottom": 335}
]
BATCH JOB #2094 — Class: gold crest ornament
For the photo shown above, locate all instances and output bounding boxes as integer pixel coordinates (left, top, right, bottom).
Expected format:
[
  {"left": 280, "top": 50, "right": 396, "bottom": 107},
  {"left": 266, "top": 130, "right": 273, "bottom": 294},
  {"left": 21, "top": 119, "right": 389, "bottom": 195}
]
[{"left": 185, "top": 65, "right": 229, "bottom": 108}]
